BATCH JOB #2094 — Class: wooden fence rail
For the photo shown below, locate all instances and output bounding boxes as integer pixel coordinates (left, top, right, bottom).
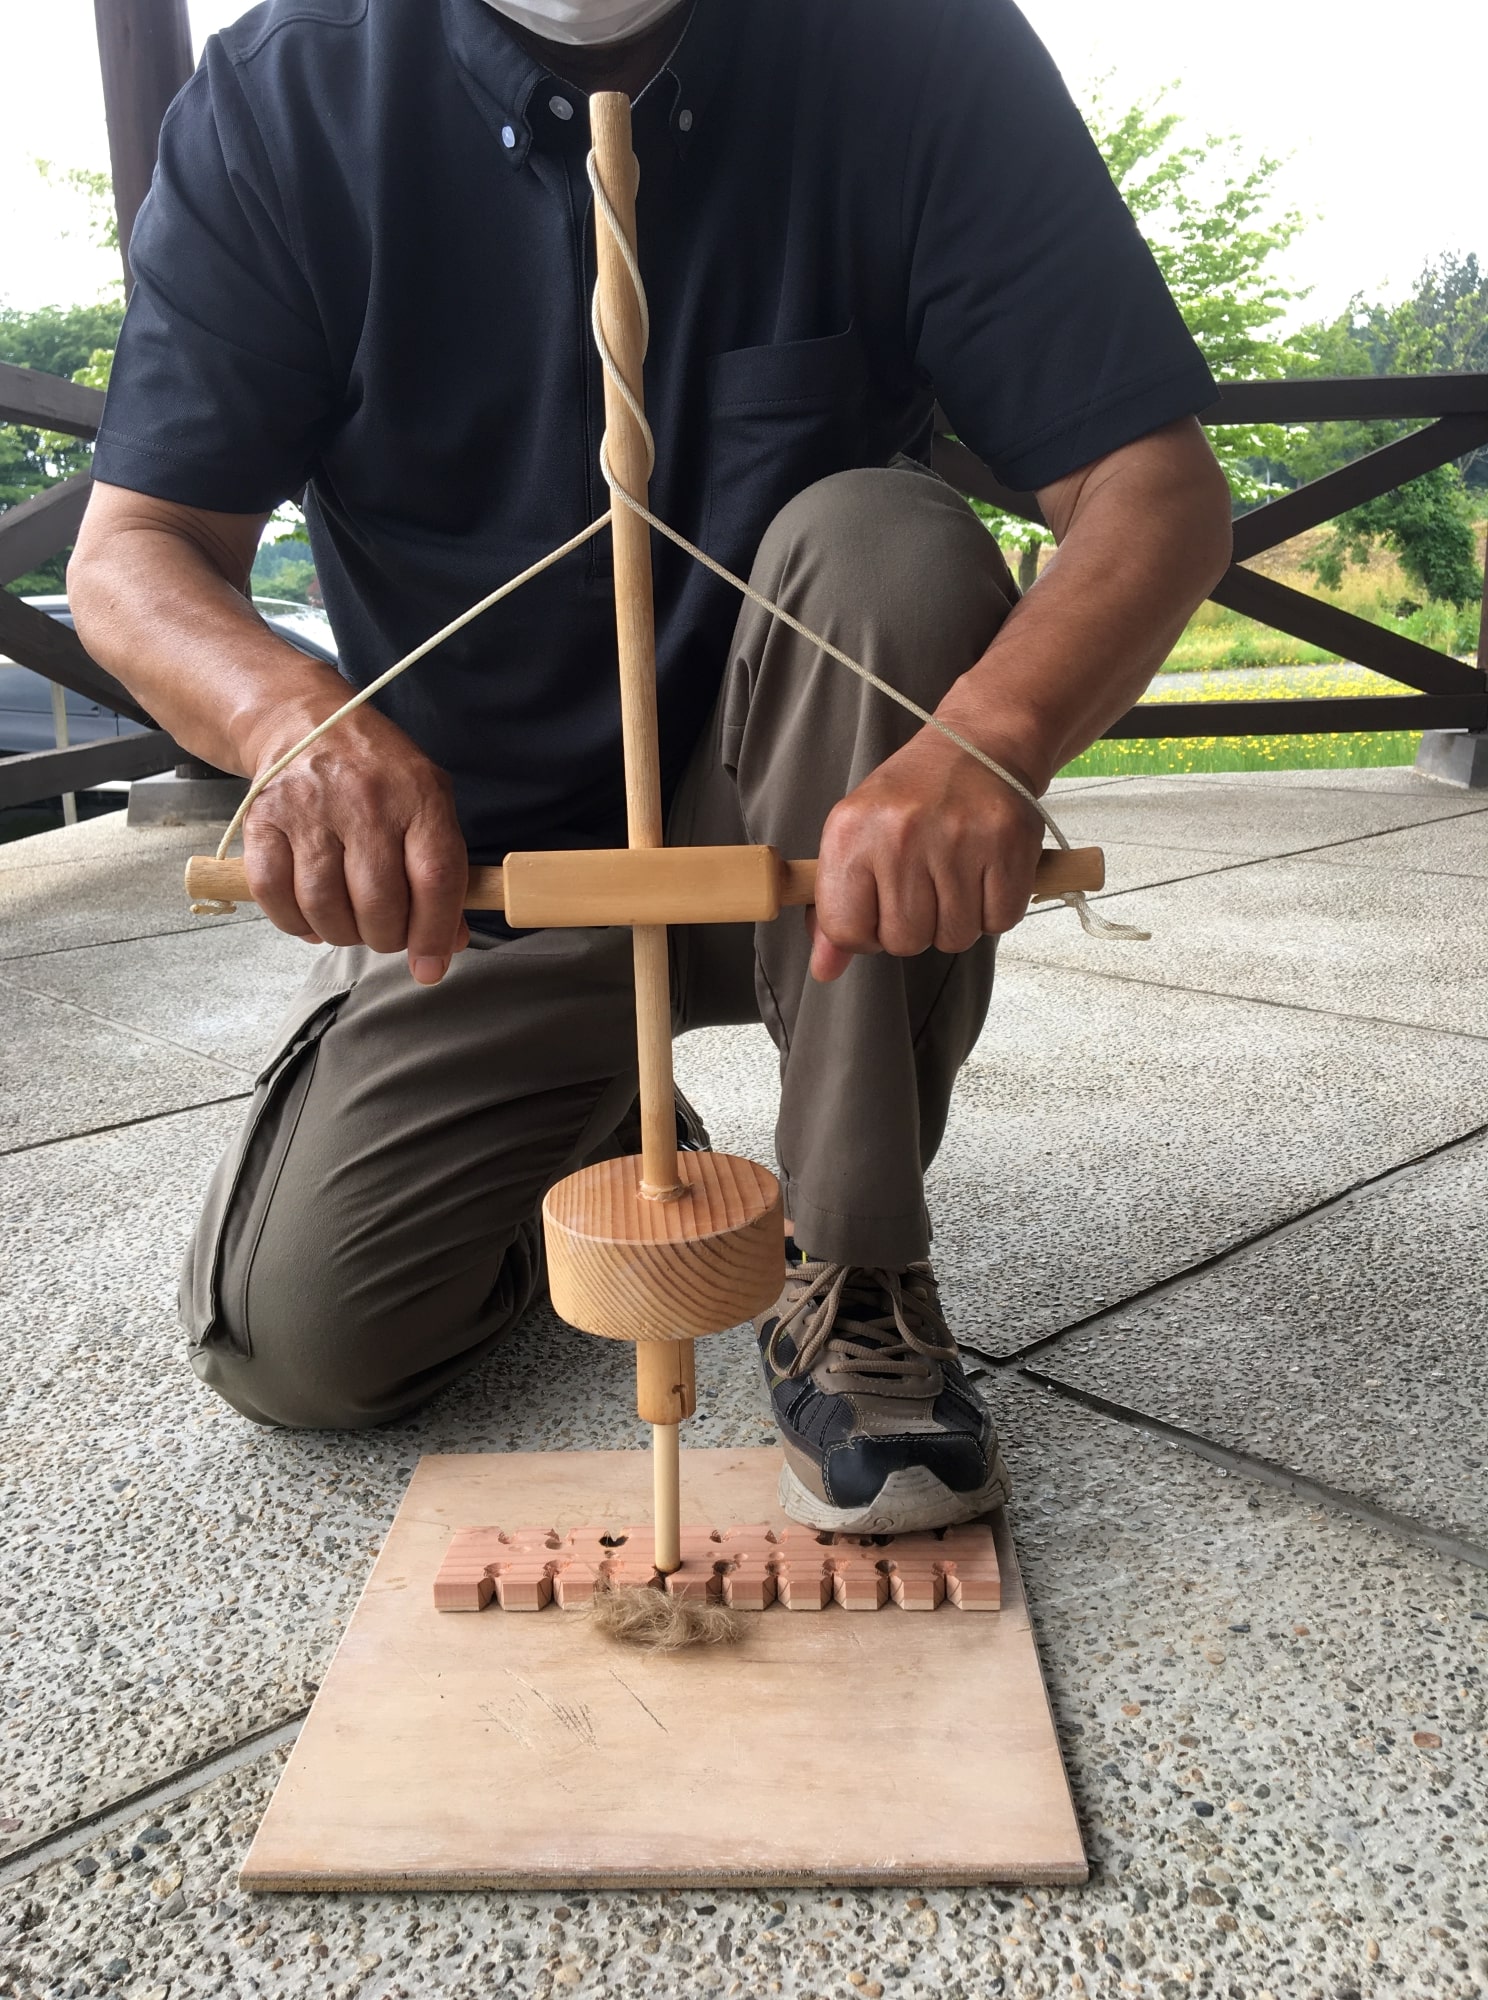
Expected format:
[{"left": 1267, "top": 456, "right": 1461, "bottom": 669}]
[
  {"left": 934, "top": 372, "right": 1488, "bottom": 743},
  {"left": 3, "top": 365, "right": 1486, "bottom": 813}
]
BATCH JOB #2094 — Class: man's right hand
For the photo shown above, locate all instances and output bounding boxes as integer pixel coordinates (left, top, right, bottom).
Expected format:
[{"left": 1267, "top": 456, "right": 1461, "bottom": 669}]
[
  {"left": 241, "top": 701, "right": 470, "bottom": 983},
  {"left": 68, "top": 482, "right": 471, "bottom": 986}
]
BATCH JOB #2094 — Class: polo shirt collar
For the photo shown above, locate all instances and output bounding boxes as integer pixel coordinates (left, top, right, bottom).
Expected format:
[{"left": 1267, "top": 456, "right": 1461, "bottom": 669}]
[
  {"left": 440, "top": 0, "right": 733, "bottom": 169},
  {"left": 657, "top": 0, "right": 732, "bottom": 156}
]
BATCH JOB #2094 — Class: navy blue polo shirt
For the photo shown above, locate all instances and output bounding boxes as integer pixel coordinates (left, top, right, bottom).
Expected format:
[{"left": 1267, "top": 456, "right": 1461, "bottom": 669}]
[{"left": 94, "top": 0, "right": 1216, "bottom": 864}]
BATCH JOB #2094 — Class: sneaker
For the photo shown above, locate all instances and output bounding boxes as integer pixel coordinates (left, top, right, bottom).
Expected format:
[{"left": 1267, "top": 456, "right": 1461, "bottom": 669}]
[
  {"left": 605, "top": 1086, "right": 711, "bottom": 1163},
  {"left": 756, "top": 1258, "right": 1011, "bottom": 1533}
]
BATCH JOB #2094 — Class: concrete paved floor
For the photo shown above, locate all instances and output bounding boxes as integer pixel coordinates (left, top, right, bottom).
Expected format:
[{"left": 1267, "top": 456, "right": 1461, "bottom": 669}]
[{"left": 1, "top": 769, "right": 1485, "bottom": 2000}]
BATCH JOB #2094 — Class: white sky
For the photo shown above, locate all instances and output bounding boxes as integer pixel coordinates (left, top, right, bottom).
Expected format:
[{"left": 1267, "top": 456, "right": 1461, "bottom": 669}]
[{"left": 1, "top": 0, "right": 1483, "bottom": 324}]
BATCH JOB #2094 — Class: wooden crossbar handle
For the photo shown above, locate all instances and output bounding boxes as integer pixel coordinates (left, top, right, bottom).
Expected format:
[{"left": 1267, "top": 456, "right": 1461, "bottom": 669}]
[{"left": 185, "top": 843, "right": 1105, "bottom": 923}]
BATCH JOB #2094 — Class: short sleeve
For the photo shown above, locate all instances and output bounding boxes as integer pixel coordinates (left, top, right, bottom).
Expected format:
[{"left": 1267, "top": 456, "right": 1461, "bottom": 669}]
[
  {"left": 903, "top": 0, "right": 1217, "bottom": 493},
  {"left": 92, "top": 38, "right": 335, "bottom": 515}
]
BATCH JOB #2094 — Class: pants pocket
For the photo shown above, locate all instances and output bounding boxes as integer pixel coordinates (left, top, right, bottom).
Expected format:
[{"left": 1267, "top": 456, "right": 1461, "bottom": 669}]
[{"left": 180, "top": 975, "right": 353, "bottom": 1358}]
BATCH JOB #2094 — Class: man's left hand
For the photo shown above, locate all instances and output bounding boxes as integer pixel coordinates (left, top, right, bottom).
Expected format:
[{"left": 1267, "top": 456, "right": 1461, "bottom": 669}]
[
  {"left": 805, "top": 417, "right": 1235, "bottom": 984},
  {"left": 808, "top": 725, "right": 1044, "bottom": 982}
]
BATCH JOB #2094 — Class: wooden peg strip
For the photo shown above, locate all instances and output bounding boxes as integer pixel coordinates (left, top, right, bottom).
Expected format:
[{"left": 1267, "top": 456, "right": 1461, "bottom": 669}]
[{"left": 433, "top": 1520, "right": 1001, "bottom": 1613}]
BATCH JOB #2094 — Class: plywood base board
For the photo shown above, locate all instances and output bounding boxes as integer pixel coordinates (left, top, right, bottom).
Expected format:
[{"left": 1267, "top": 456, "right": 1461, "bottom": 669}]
[{"left": 241, "top": 1449, "right": 1086, "bottom": 1890}]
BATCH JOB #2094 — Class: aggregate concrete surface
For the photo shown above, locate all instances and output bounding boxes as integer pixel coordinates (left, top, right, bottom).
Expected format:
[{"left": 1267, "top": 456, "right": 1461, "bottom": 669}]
[
  {"left": 1034, "top": 769, "right": 1488, "bottom": 860},
  {"left": 1008, "top": 856, "right": 1488, "bottom": 1039},
  {"left": 1033, "top": 1132, "right": 1488, "bottom": 1546},
  {"left": 2, "top": 1386, "right": 1483, "bottom": 1999},
  {"left": 0, "top": 980, "right": 249, "bottom": 1151},
  {"left": 0, "top": 820, "right": 253, "bottom": 961},
  {"left": 924, "top": 960, "right": 1488, "bottom": 1357},
  {"left": 3, "top": 779, "right": 1486, "bottom": 2000},
  {"left": 3, "top": 921, "right": 314, "bottom": 1073}
]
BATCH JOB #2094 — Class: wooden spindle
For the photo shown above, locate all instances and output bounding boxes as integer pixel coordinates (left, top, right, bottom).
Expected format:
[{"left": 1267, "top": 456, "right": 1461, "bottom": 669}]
[
  {"left": 592, "top": 91, "right": 687, "bottom": 1571},
  {"left": 590, "top": 91, "right": 680, "bottom": 1209}
]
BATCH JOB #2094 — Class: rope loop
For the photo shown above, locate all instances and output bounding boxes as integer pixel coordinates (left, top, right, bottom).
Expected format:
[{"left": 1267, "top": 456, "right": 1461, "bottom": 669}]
[{"left": 200, "top": 143, "right": 1148, "bottom": 947}]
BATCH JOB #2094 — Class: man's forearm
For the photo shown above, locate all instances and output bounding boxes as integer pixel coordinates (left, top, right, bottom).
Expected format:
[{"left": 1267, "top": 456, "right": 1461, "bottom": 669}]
[
  {"left": 70, "top": 482, "right": 472, "bottom": 977},
  {"left": 933, "top": 418, "right": 1234, "bottom": 793},
  {"left": 69, "top": 486, "right": 352, "bottom": 776}
]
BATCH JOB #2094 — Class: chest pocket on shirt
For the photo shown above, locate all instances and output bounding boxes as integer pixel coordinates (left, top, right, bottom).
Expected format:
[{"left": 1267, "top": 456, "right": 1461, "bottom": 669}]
[{"left": 703, "top": 324, "right": 870, "bottom": 571}]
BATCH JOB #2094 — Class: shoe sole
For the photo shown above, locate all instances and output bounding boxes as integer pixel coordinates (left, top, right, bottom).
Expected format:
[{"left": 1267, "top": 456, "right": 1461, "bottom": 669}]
[{"left": 776, "top": 1449, "right": 1011, "bottom": 1535}]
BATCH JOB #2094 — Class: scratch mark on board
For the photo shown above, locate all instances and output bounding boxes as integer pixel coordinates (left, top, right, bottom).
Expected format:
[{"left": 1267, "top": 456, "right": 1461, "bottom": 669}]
[
  {"left": 476, "top": 1698, "right": 537, "bottom": 1752},
  {"left": 609, "top": 1669, "right": 669, "bottom": 1733},
  {"left": 506, "top": 1671, "right": 597, "bottom": 1749}
]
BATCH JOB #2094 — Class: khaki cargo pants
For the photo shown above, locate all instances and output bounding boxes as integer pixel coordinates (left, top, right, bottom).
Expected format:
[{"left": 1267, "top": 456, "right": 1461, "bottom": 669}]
[{"left": 183, "top": 466, "right": 1015, "bottom": 1427}]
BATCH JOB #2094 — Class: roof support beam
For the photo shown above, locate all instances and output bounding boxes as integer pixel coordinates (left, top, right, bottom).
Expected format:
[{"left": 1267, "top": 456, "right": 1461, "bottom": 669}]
[{"left": 93, "top": 0, "right": 194, "bottom": 290}]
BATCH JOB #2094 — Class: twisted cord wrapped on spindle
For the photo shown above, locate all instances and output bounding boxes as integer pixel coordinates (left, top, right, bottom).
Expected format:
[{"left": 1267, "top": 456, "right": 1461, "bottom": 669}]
[{"left": 194, "top": 148, "right": 1145, "bottom": 945}]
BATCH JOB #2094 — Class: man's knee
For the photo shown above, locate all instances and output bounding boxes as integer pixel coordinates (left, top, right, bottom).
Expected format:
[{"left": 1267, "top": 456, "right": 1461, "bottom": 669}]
[
  {"left": 755, "top": 465, "right": 1016, "bottom": 660},
  {"left": 189, "top": 1296, "right": 425, "bottom": 1431},
  {"left": 191, "top": 1337, "right": 375, "bottom": 1430},
  {"left": 186, "top": 1214, "right": 544, "bottom": 1430}
]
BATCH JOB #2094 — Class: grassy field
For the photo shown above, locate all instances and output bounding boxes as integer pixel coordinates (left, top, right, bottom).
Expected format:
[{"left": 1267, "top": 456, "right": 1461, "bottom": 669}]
[
  {"left": 1162, "top": 529, "right": 1480, "bottom": 672},
  {"left": 1062, "top": 727, "right": 1423, "bottom": 779},
  {"left": 1049, "top": 523, "right": 1483, "bottom": 779}
]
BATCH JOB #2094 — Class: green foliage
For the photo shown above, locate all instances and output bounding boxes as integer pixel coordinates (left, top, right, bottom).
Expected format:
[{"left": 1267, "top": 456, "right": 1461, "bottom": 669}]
[
  {"left": 1284, "top": 257, "right": 1488, "bottom": 481},
  {"left": 1094, "top": 85, "right": 1307, "bottom": 505},
  {"left": 1327, "top": 251, "right": 1488, "bottom": 384},
  {"left": 976, "top": 91, "right": 1484, "bottom": 626},
  {"left": 0, "top": 299, "right": 123, "bottom": 383},
  {"left": 251, "top": 533, "right": 319, "bottom": 603},
  {"left": 1095, "top": 89, "right": 1306, "bottom": 384},
  {"left": 34, "top": 160, "right": 121, "bottom": 258},
  {"left": 0, "top": 303, "right": 123, "bottom": 594},
  {"left": 252, "top": 556, "right": 319, "bottom": 604},
  {"left": 979, "top": 81, "right": 1308, "bottom": 567},
  {"left": 265, "top": 502, "right": 312, "bottom": 548},
  {"left": 1272, "top": 253, "right": 1488, "bottom": 607},
  {"left": 1303, "top": 463, "right": 1483, "bottom": 609},
  {"left": 33, "top": 346, "right": 114, "bottom": 472},
  {"left": 0, "top": 158, "right": 125, "bottom": 589},
  {"left": 968, "top": 500, "right": 1047, "bottom": 587},
  {"left": 1165, "top": 578, "right": 1480, "bottom": 672}
]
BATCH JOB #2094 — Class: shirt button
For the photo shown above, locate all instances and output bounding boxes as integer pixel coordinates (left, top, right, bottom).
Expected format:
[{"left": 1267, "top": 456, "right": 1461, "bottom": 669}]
[
  {"left": 549, "top": 94, "right": 574, "bottom": 121},
  {"left": 501, "top": 123, "right": 517, "bottom": 149},
  {"left": 678, "top": 107, "right": 694, "bottom": 132}
]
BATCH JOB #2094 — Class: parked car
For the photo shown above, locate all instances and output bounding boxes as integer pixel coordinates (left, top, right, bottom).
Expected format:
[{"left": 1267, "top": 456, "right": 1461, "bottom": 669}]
[{"left": 0, "top": 595, "right": 338, "bottom": 755}]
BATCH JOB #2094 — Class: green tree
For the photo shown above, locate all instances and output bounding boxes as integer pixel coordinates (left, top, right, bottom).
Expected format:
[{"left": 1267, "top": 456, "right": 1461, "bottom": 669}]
[
  {"left": 977, "top": 83, "right": 1307, "bottom": 577},
  {"left": 35, "top": 160, "right": 121, "bottom": 259},
  {"left": 1331, "top": 252, "right": 1488, "bottom": 386},
  {"left": 1314, "top": 253, "right": 1488, "bottom": 488},
  {"left": 1283, "top": 254, "right": 1487, "bottom": 610},
  {"left": 0, "top": 310, "right": 121, "bottom": 592},
  {"left": 1303, "top": 467, "right": 1482, "bottom": 609},
  {"left": 251, "top": 538, "right": 320, "bottom": 604},
  {"left": 0, "top": 158, "right": 123, "bottom": 591},
  {"left": 1095, "top": 90, "right": 1305, "bottom": 391}
]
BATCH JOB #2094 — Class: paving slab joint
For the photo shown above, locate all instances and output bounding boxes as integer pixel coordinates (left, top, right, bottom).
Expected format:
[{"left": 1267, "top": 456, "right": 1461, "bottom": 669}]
[
  {"left": 970, "top": 1112, "right": 1488, "bottom": 1377},
  {"left": 1019, "top": 1366, "right": 1488, "bottom": 1574},
  {"left": 0, "top": 1712, "right": 307, "bottom": 1890}
]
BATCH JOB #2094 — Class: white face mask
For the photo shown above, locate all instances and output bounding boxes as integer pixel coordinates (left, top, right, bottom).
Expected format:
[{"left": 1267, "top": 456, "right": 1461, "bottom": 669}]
[{"left": 481, "top": 0, "right": 687, "bottom": 47}]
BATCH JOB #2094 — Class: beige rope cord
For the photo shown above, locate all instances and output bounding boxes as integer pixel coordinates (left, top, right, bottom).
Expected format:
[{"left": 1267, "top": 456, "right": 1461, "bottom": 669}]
[{"left": 195, "top": 148, "right": 1147, "bottom": 945}]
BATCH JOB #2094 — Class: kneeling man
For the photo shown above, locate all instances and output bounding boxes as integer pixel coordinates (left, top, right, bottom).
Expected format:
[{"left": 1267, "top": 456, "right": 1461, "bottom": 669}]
[{"left": 70, "top": 0, "right": 1231, "bottom": 1531}]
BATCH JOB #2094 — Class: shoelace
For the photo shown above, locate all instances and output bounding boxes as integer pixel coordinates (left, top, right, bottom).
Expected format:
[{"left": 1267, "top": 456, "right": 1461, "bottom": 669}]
[{"left": 766, "top": 1259, "right": 960, "bottom": 1382}]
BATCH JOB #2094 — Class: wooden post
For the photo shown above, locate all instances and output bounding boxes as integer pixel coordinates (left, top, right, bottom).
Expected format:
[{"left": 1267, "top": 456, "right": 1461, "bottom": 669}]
[{"left": 93, "top": 0, "right": 195, "bottom": 294}]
